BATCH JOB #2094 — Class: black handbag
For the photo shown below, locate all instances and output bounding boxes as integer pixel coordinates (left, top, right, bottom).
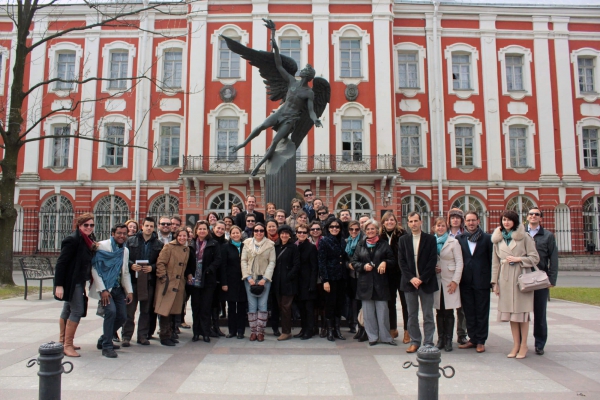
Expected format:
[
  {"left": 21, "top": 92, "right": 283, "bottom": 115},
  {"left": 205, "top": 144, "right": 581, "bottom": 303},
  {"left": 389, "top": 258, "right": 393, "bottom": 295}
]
[{"left": 250, "top": 274, "right": 265, "bottom": 295}]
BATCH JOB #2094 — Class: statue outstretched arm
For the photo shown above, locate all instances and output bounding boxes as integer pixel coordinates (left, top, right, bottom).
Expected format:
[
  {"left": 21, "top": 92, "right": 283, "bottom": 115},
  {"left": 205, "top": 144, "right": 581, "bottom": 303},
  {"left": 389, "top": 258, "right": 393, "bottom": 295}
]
[{"left": 264, "top": 19, "right": 295, "bottom": 85}]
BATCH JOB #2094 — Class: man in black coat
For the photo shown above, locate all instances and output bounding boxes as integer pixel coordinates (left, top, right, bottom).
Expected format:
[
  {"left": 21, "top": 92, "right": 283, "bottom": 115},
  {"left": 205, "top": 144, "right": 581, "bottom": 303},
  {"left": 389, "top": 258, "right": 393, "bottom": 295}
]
[
  {"left": 456, "top": 211, "right": 493, "bottom": 353},
  {"left": 123, "top": 217, "right": 164, "bottom": 347},
  {"left": 398, "top": 212, "right": 438, "bottom": 353},
  {"left": 235, "top": 195, "right": 265, "bottom": 230}
]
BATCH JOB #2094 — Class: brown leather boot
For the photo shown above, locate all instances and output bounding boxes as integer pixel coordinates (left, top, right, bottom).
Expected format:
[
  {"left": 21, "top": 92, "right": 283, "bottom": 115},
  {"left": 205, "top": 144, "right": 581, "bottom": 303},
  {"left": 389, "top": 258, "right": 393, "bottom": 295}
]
[
  {"left": 64, "top": 320, "right": 80, "bottom": 357},
  {"left": 59, "top": 318, "right": 80, "bottom": 350},
  {"left": 403, "top": 330, "right": 410, "bottom": 344}
]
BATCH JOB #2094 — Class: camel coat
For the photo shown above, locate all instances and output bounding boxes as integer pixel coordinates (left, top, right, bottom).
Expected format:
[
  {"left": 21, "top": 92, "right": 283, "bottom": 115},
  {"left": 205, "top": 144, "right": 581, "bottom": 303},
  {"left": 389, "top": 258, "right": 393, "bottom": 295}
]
[
  {"left": 154, "top": 240, "right": 192, "bottom": 317},
  {"left": 433, "top": 236, "right": 464, "bottom": 310},
  {"left": 491, "top": 225, "right": 540, "bottom": 314}
]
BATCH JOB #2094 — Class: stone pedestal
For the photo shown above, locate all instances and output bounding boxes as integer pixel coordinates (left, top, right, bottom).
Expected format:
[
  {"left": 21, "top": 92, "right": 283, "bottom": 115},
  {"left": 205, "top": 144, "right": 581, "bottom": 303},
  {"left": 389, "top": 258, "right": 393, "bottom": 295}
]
[{"left": 265, "top": 139, "right": 296, "bottom": 216}]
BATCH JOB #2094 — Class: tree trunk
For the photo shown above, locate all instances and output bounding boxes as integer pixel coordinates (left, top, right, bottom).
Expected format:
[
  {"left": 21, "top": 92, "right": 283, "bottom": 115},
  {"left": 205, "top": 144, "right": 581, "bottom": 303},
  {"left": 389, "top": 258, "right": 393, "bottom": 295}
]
[{"left": 0, "top": 143, "right": 19, "bottom": 285}]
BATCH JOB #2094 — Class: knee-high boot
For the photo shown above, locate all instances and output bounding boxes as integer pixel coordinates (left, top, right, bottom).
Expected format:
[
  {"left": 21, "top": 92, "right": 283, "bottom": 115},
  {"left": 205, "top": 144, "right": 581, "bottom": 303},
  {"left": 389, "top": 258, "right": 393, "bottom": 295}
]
[
  {"left": 444, "top": 310, "right": 455, "bottom": 352},
  {"left": 435, "top": 310, "right": 445, "bottom": 349},
  {"left": 59, "top": 318, "right": 80, "bottom": 350},
  {"left": 334, "top": 317, "right": 346, "bottom": 340},
  {"left": 64, "top": 320, "right": 80, "bottom": 357},
  {"left": 257, "top": 311, "right": 268, "bottom": 342},
  {"left": 248, "top": 313, "right": 258, "bottom": 341}
]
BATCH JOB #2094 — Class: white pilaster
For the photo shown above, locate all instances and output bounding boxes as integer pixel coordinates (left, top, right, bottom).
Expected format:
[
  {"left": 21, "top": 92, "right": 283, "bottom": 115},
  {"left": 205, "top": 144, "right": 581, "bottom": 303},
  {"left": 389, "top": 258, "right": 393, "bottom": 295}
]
[
  {"left": 77, "top": 17, "right": 101, "bottom": 181},
  {"left": 187, "top": 2, "right": 208, "bottom": 158},
  {"left": 250, "top": 0, "right": 269, "bottom": 158},
  {"left": 372, "top": 0, "right": 394, "bottom": 167},
  {"left": 22, "top": 19, "right": 48, "bottom": 178},
  {"left": 312, "top": 0, "right": 330, "bottom": 158},
  {"left": 552, "top": 17, "right": 580, "bottom": 181},
  {"left": 532, "top": 17, "right": 559, "bottom": 181},
  {"left": 480, "top": 15, "right": 503, "bottom": 181}
]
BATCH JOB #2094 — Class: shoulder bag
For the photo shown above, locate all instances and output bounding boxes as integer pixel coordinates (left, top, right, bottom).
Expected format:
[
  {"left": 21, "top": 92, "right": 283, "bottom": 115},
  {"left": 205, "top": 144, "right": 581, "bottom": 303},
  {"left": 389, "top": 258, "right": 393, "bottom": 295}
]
[{"left": 517, "top": 265, "right": 551, "bottom": 293}]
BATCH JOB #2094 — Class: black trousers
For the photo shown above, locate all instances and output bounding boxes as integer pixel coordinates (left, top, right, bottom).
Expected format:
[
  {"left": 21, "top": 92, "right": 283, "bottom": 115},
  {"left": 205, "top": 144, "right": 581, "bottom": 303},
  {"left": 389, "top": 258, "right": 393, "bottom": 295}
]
[
  {"left": 347, "top": 277, "right": 361, "bottom": 326},
  {"left": 325, "top": 280, "right": 347, "bottom": 320},
  {"left": 227, "top": 301, "right": 247, "bottom": 335},
  {"left": 190, "top": 285, "right": 216, "bottom": 337},
  {"left": 269, "top": 289, "right": 280, "bottom": 331},
  {"left": 460, "top": 285, "right": 490, "bottom": 345},
  {"left": 299, "top": 299, "right": 315, "bottom": 333},
  {"left": 533, "top": 288, "right": 549, "bottom": 350}
]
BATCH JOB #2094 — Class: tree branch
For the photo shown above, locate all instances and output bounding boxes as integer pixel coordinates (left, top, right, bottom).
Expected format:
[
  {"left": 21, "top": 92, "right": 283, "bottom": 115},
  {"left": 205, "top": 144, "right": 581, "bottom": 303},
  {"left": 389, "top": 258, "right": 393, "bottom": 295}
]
[{"left": 20, "top": 133, "right": 152, "bottom": 152}]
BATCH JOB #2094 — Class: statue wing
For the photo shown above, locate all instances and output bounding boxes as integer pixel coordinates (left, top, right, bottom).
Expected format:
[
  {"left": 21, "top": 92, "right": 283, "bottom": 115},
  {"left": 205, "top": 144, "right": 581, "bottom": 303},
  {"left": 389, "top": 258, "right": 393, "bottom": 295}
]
[
  {"left": 290, "top": 77, "right": 331, "bottom": 149},
  {"left": 220, "top": 35, "right": 298, "bottom": 102}
]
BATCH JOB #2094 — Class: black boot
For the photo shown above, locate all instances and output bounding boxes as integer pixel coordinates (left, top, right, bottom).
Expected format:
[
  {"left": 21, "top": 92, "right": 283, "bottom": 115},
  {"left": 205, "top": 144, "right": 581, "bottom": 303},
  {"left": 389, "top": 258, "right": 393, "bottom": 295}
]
[
  {"left": 358, "top": 325, "right": 368, "bottom": 342},
  {"left": 444, "top": 310, "right": 455, "bottom": 352},
  {"left": 348, "top": 322, "right": 357, "bottom": 334},
  {"left": 333, "top": 317, "right": 346, "bottom": 340},
  {"left": 435, "top": 311, "right": 445, "bottom": 349},
  {"left": 353, "top": 326, "right": 362, "bottom": 340},
  {"left": 211, "top": 308, "right": 225, "bottom": 337},
  {"left": 326, "top": 319, "right": 335, "bottom": 342}
]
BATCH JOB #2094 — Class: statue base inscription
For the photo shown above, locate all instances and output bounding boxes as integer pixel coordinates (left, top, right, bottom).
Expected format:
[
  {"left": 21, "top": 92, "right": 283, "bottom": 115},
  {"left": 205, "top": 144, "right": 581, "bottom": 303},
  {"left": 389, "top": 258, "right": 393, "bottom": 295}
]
[{"left": 265, "top": 138, "right": 296, "bottom": 216}]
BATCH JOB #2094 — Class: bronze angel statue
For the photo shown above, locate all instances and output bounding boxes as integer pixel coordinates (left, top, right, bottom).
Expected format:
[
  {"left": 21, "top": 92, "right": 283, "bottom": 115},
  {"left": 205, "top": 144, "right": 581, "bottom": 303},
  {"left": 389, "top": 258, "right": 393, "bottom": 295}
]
[{"left": 222, "top": 19, "right": 330, "bottom": 176}]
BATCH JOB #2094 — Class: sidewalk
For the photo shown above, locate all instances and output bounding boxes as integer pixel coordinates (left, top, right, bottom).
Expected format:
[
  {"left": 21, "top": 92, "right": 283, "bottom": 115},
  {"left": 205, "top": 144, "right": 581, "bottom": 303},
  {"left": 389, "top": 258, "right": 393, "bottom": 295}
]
[{"left": 0, "top": 291, "right": 598, "bottom": 399}]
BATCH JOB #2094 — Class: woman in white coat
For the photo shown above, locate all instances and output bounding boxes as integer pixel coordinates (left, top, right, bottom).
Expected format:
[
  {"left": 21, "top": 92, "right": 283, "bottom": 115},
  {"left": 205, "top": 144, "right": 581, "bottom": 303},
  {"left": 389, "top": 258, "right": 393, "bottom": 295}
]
[
  {"left": 492, "top": 210, "right": 540, "bottom": 359},
  {"left": 432, "top": 217, "right": 464, "bottom": 352}
]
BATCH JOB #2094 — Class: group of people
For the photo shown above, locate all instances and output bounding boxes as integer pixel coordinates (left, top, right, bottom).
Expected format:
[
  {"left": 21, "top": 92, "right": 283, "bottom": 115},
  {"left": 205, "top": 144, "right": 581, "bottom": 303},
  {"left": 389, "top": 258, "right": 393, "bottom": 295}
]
[{"left": 53, "top": 190, "right": 558, "bottom": 360}]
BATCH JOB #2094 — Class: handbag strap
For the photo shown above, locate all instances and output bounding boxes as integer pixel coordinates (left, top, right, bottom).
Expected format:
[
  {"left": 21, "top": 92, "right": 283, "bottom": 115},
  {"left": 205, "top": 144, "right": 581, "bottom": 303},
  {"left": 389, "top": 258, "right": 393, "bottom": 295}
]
[{"left": 277, "top": 247, "right": 287, "bottom": 260}]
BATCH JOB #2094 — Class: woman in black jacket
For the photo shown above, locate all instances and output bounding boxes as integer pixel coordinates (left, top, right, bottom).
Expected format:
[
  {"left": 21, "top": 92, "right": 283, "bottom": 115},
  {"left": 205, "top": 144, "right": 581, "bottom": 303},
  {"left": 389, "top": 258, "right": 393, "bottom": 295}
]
[
  {"left": 318, "top": 218, "right": 348, "bottom": 341},
  {"left": 294, "top": 223, "right": 318, "bottom": 340},
  {"left": 211, "top": 221, "right": 228, "bottom": 337},
  {"left": 54, "top": 213, "right": 96, "bottom": 357},
  {"left": 271, "top": 225, "right": 300, "bottom": 341},
  {"left": 345, "top": 220, "right": 364, "bottom": 339},
  {"left": 351, "top": 219, "right": 396, "bottom": 346},
  {"left": 186, "top": 220, "right": 222, "bottom": 343},
  {"left": 220, "top": 226, "right": 247, "bottom": 339}
]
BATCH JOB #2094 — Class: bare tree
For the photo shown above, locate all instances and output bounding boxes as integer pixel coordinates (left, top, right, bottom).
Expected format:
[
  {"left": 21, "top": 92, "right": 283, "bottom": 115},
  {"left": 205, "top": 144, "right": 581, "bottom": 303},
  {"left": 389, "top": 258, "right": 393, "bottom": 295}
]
[{"left": 0, "top": 0, "right": 202, "bottom": 285}]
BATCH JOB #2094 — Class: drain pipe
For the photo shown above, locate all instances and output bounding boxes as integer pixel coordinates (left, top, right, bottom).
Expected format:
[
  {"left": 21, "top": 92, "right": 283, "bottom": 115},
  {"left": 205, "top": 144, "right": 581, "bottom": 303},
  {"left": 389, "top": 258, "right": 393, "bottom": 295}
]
[{"left": 432, "top": 0, "right": 443, "bottom": 216}]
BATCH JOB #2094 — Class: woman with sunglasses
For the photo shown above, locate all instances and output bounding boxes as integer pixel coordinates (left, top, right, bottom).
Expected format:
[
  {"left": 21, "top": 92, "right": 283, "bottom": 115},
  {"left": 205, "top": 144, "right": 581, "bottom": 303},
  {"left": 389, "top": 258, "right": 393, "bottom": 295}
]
[
  {"left": 241, "top": 222, "right": 276, "bottom": 341},
  {"left": 345, "top": 220, "right": 365, "bottom": 339},
  {"left": 186, "top": 221, "right": 222, "bottom": 343},
  {"left": 295, "top": 223, "right": 319, "bottom": 340},
  {"left": 220, "top": 226, "right": 247, "bottom": 339},
  {"left": 210, "top": 221, "right": 228, "bottom": 337},
  {"left": 54, "top": 213, "right": 97, "bottom": 357},
  {"left": 308, "top": 221, "right": 326, "bottom": 336},
  {"left": 286, "top": 198, "right": 303, "bottom": 230},
  {"left": 242, "top": 214, "right": 257, "bottom": 240},
  {"left": 318, "top": 218, "right": 348, "bottom": 341}
]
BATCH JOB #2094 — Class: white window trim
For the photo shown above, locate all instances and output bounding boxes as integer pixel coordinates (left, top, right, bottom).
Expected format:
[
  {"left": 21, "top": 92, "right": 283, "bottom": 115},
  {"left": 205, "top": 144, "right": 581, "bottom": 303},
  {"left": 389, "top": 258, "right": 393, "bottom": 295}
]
[
  {"left": 101, "top": 41, "right": 137, "bottom": 95},
  {"left": 42, "top": 114, "right": 78, "bottom": 172},
  {"left": 207, "top": 103, "right": 248, "bottom": 160},
  {"left": 0, "top": 45, "right": 10, "bottom": 96},
  {"left": 502, "top": 116, "right": 536, "bottom": 172},
  {"left": 447, "top": 115, "right": 483, "bottom": 170},
  {"left": 444, "top": 43, "right": 479, "bottom": 99},
  {"left": 152, "top": 113, "right": 185, "bottom": 171},
  {"left": 498, "top": 45, "right": 532, "bottom": 100},
  {"left": 155, "top": 40, "right": 187, "bottom": 95},
  {"left": 210, "top": 24, "right": 249, "bottom": 85},
  {"left": 396, "top": 114, "right": 428, "bottom": 172},
  {"left": 47, "top": 42, "right": 83, "bottom": 98},
  {"left": 571, "top": 47, "right": 600, "bottom": 103},
  {"left": 97, "top": 114, "right": 132, "bottom": 171},
  {"left": 275, "top": 24, "right": 310, "bottom": 73},
  {"left": 333, "top": 102, "right": 373, "bottom": 160},
  {"left": 393, "top": 42, "right": 426, "bottom": 97},
  {"left": 332, "top": 24, "right": 371, "bottom": 85},
  {"left": 576, "top": 117, "right": 600, "bottom": 174}
]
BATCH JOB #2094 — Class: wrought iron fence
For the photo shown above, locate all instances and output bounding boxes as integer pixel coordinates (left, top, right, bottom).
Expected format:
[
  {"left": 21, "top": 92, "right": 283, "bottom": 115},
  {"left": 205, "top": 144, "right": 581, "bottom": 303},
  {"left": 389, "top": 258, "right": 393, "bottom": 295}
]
[
  {"left": 182, "top": 155, "right": 396, "bottom": 174},
  {"left": 10, "top": 206, "right": 600, "bottom": 255}
]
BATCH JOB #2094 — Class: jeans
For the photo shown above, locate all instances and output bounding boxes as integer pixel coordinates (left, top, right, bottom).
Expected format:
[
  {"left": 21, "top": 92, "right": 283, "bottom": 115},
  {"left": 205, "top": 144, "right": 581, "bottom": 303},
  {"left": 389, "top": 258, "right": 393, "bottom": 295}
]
[
  {"left": 100, "top": 287, "right": 127, "bottom": 350},
  {"left": 533, "top": 288, "right": 549, "bottom": 349},
  {"left": 60, "top": 283, "right": 85, "bottom": 323},
  {"left": 245, "top": 280, "right": 271, "bottom": 313},
  {"left": 405, "top": 288, "right": 435, "bottom": 347}
]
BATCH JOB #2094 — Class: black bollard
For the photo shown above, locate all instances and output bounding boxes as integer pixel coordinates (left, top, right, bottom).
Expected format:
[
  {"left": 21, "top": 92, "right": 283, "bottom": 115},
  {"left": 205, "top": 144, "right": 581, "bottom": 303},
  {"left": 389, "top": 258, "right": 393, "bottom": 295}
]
[
  {"left": 403, "top": 345, "right": 455, "bottom": 400},
  {"left": 27, "top": 342, "right": 73, "bottom": 400}
]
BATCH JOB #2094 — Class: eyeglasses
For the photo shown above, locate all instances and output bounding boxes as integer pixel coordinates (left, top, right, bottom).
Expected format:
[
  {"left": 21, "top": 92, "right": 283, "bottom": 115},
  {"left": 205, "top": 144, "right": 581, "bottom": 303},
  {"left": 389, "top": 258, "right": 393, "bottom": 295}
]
[
  {"left": 310, "top": 228, "right": 322, "bottom": 231},
  {"left": 82, "top": 223, "right": 95, "bottom": 228},
  {"left": 528, "top": 212, "right": 541, "bottom": 216},
  {"left": 349, "top": 228, "right": 360, "bottom": 232},
  {"left": 296, "top": 231, "right": 308, "bottom": 235},
  {"left": 247, "top": 220, "right": 255, "bottom": 223},
  {"left": 292, "top": 205, "right": 301, "bottom": 209},
  {"left": 160, "top": 223, "right": 172, "bottom": 226},
  {"left": 304, "top": 193, "right": 313, "bottom": 197},
  {"left": 329, "top": 225, "right": 340, "bottom": 229},
  {"left": 318, "top": 212, "right": 327, "bottom": 216},
  {"left": 254, "top": 229, "right": 265, "bottom": 233}
]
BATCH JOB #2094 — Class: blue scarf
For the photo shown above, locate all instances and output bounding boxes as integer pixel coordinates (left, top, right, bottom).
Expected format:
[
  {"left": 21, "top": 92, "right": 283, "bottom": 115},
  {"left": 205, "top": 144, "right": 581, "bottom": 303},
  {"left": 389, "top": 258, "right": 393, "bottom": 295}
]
[
  {"left": 502, "top": 229, "right": 513, "bottom": 245},
  {"left": 345, "top": 234, "right": 361, "bottom": 256},
  {"left": 435, "top": 232, "right": 449, "bottom": 255},
  {"left": 93, "top": 237, "right": 124, "bottom": 290},
  {"left": 231, "top": 240, "right": 242, "bottom": 254}
]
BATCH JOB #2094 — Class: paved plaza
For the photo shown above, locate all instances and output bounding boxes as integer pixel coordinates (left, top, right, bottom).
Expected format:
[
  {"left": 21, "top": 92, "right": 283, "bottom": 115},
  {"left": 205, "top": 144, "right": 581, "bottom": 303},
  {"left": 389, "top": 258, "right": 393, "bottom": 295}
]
[{"left": 0, "top": 277, "right": 599, "bottom": 399}]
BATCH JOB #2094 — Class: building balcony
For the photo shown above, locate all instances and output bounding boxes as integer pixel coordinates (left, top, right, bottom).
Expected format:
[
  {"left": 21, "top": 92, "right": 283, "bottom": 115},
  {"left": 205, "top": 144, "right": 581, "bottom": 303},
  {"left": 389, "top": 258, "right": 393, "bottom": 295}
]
[{"left": 181, "top": 155, "right": 396, "bottom": 175}]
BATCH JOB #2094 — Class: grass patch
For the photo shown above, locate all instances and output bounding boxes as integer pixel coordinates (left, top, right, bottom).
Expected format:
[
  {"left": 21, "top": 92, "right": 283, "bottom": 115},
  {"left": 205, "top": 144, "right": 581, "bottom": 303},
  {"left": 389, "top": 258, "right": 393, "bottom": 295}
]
[
  {"left": 0, "top": 285, "right": 53, "bottom": 300},
  {"left": 551, "top": 287, "right": 600, "bottom": 306}
]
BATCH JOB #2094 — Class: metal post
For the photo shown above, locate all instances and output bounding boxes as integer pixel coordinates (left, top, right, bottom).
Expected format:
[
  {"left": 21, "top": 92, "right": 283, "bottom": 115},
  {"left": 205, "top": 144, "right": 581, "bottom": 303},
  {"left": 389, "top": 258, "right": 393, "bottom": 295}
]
[
  {"left": 403, "top": 346, "right": 455, "bottom": 400},
  {"left": 27, "top": 342, "right": 73, "bottom": 400}
]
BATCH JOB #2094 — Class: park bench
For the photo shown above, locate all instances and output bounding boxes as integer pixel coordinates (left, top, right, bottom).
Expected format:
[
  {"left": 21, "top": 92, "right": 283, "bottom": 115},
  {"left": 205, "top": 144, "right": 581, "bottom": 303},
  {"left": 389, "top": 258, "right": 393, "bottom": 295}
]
[{"left": 19, "top": 256, "right": 54, "bottom": 300}]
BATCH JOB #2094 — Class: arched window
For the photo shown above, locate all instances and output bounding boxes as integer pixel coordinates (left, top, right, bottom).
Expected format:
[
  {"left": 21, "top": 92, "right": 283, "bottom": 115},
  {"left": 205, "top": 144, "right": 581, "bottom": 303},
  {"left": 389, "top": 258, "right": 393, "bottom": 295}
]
[
  {"left": 506, "top": 195, "right": 537, "bottom": 223},
  {"left": 450, "top": 195, "right": 486, "bottom": 231},
  {"left": 401, "top": 195, "right": 430, "bottom": 233},
  {"left": 94, "top": 195, "right": 129, "bottom": 241},
  {"left": 336, "top": 192, "right": 373, "bottom": 220},
  {"left": 583, "top": 196, "right": 600, "bottom": 249},
  {"left": 39, "top": 195, "right": 74, "bottom": 251},
  {"left": 149, "top": 194, "right": 180, "bottom": 218},
  {"left": 207, "top": 191, "right": 243, "bottom": 220}
]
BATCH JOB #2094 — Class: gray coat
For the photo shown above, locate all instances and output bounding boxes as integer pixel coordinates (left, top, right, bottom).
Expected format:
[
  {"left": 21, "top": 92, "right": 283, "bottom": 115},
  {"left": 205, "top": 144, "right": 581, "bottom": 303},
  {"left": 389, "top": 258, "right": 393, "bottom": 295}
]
[{"left": 524, "top": 224, "right": 559, "bottom": 286}]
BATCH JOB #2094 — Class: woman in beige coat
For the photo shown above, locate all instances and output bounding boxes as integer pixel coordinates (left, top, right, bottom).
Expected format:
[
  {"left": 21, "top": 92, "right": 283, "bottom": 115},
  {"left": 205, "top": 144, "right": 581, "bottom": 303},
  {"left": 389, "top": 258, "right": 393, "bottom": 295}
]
[
  {"left": 492, "top": 210, "right": 540, "bottom": 359},
  {"left": 432, "top": 217, "right": 464, "bottom": 352},
  {"left": 155, "top": 227, "right": 193, "bottom": 346},
  {"left": 241, "top": 222, "right": 276, "bottom": 341}
]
